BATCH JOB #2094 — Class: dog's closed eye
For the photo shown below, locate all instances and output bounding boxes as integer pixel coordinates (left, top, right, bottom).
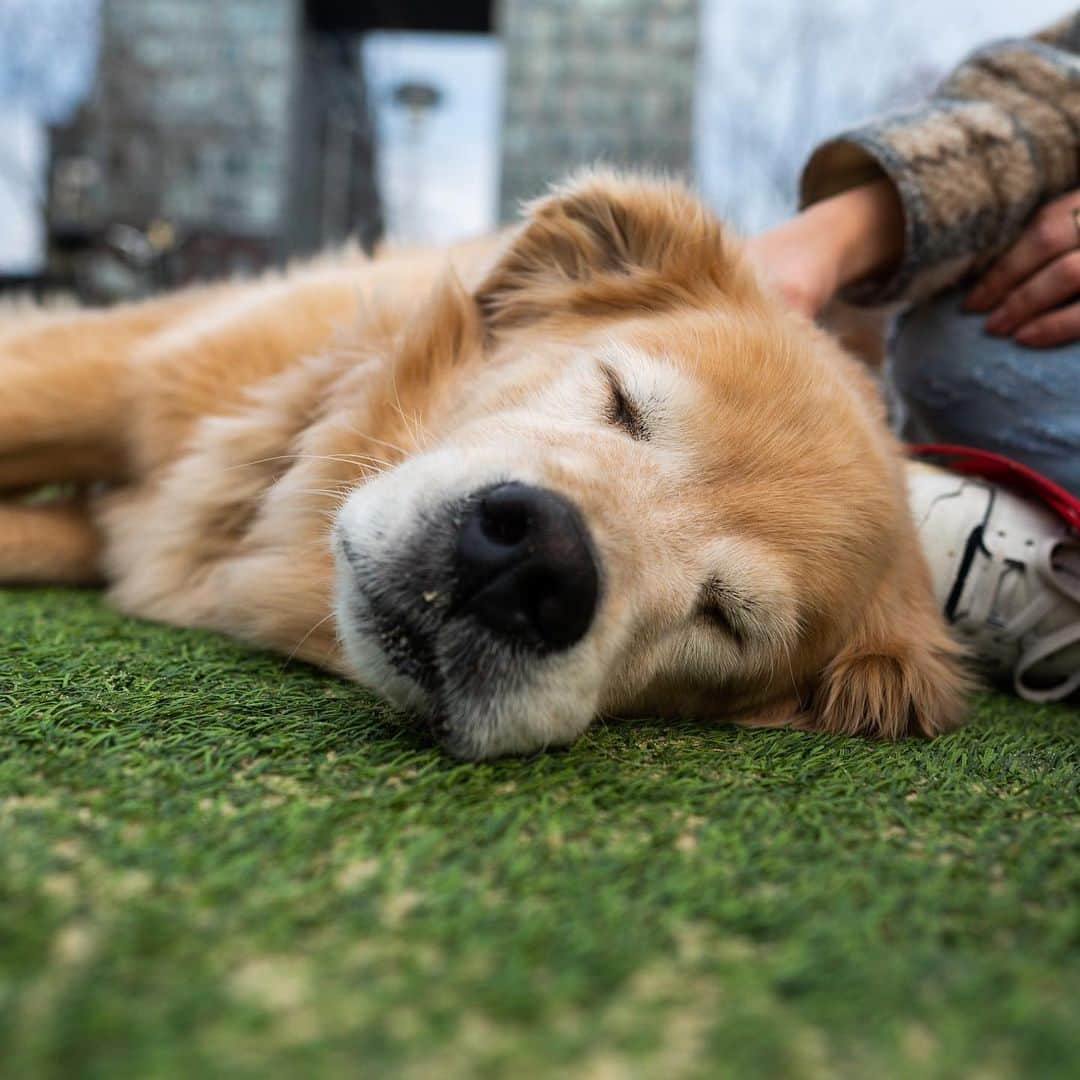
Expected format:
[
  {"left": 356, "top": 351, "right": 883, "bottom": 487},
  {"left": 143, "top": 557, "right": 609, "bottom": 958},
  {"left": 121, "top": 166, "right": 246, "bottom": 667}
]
[
  {"left": 601, "top": 365, "right": 650, "bottom": 441},
  {"left": 698, "top": 578, "right": 752, "bottom": 646}
]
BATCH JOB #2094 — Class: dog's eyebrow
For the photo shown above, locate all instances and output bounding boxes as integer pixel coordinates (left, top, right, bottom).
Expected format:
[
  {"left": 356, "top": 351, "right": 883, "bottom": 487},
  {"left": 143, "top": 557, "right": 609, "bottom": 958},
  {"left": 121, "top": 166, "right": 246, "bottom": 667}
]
[{"left": 600, "top": 363, "right": 650, "bottom": 441}]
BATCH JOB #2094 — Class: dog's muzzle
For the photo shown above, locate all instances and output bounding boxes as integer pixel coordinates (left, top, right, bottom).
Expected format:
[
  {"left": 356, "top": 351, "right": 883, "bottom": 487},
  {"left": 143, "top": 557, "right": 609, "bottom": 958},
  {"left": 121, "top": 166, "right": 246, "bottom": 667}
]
[
  {"left": 453, "top": 482, "right": 599, "bottom": 651},
  {"left": 338, "top": 480, "right": 602, "bottom": 725}
]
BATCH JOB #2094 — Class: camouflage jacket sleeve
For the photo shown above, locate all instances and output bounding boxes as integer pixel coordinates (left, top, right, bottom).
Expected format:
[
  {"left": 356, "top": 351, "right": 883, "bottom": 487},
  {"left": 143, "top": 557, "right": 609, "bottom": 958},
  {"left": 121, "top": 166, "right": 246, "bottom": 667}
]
[{"left": 799, "top": 13, "right": 1080, "bottom": 305}]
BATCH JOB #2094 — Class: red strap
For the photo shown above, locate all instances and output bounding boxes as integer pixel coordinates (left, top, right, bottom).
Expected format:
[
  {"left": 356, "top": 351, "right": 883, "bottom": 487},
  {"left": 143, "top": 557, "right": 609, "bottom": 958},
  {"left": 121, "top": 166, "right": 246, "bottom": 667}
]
[{"left": 908, "top": 443, "right": 1080, "bottom": 534}]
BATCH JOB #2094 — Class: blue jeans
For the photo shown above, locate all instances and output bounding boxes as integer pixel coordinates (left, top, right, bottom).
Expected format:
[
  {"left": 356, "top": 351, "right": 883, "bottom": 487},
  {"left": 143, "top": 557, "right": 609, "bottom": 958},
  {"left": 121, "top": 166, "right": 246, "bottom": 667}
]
[{"left": 890, "top": 289, "right": 1080, "bottom": 497}]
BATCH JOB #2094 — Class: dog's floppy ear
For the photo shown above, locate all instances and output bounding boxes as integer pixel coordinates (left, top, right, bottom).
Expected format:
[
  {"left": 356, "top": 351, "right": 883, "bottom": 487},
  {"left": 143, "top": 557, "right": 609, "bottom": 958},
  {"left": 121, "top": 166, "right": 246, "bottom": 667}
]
[
  {"left": 804, "top": 555, "right": 971, "bottom": 739},
  {"left": 476, "top": 170, "right": 759, "bottom": 332}
]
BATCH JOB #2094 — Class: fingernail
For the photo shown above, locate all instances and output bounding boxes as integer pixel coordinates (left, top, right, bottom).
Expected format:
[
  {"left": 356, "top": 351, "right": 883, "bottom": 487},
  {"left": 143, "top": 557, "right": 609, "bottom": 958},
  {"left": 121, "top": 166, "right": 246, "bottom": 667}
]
[{"left": 1014, "top": 326, "right": 1041, "bottom": 346}]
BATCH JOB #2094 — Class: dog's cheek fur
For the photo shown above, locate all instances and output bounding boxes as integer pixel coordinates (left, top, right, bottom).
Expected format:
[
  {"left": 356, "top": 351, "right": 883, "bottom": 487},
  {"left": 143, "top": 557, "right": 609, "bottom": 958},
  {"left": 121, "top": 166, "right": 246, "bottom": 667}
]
[{"left": 728, "top": 498, "right": 971, "bottom": 740}]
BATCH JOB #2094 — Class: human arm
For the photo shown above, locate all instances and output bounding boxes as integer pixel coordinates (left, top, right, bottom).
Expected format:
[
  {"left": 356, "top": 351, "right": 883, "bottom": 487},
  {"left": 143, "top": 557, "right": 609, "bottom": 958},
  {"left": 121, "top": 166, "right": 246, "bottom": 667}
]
[{"left": 790, "top": 13, "right": 1080, "bottom": 308}]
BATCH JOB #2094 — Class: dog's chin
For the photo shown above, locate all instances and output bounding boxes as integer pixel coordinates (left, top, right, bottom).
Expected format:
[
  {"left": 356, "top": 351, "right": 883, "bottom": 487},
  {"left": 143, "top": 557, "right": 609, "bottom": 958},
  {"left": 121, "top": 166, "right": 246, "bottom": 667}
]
[
  {"left": 334, "top": 548, "right": 597, "bottom": 761},
  {"left": 336, "top": 606, "right": 593, "bottom": 760}
]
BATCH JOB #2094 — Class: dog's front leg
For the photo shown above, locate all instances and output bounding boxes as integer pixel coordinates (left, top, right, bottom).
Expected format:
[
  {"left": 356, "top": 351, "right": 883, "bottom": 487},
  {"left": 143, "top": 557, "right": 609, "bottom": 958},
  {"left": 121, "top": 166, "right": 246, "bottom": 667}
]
[
  {"left": 0, "top": 291, "right": 214, "bottom": 492},
  {"left": 0, "top": 444, "right": 128, "bottom": 493},
  {"left": 0, "top": 502, "right": 103, "bottom": 585}
]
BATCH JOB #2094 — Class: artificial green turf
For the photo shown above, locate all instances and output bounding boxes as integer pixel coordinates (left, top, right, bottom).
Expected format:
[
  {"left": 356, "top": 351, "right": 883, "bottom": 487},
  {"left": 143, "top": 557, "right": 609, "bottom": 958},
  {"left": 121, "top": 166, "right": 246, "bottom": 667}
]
[{"left": 0, "top": 587, "right": 1077, "bottom": 1079}]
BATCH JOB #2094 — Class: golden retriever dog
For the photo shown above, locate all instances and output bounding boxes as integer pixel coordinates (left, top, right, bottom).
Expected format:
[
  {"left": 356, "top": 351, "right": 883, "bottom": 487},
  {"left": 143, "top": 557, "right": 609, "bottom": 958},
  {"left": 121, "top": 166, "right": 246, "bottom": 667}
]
[{"left": 0, "top": 172, "right": 968, "bottom": 758}]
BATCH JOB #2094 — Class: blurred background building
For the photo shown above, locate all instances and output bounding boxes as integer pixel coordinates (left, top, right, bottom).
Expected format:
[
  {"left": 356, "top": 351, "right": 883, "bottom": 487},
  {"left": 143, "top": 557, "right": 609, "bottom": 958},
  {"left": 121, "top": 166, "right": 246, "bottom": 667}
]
[
  {"left": 499, "top": 0, "right": 698, "bottom": 221},
  {"left": 48, "top": 0, "right": 337, "bottom": 298},
  {"left": 0, "top": 0, "right": 1069, "bottom": 301}
]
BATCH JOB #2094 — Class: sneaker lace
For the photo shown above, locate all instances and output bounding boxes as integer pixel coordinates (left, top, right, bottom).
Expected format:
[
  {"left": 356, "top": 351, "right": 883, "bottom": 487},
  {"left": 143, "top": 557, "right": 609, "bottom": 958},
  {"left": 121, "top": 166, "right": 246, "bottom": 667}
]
[{"left": 1003, "top": 537, "right": 1080, "bottom": 703}]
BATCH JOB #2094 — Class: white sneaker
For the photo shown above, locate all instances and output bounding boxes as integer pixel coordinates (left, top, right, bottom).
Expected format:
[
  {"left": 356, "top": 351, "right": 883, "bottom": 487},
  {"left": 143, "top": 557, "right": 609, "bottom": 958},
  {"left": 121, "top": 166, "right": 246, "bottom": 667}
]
[{"left": 906, "top": 462, "right": 1080, "bottom": 703}]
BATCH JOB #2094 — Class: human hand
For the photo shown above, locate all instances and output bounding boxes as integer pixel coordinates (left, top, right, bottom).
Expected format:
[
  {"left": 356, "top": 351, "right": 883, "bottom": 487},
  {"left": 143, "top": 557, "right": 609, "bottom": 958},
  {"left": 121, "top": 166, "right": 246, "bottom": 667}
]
[
  {"left": 965, "top": 189, "right": 1080, "bottom": 348},
  {"left": 745, "top": 222, "right": 839, "bottom": 318},
  {"left": 746, "top": 179, "right": 905, "bottom": 320}
]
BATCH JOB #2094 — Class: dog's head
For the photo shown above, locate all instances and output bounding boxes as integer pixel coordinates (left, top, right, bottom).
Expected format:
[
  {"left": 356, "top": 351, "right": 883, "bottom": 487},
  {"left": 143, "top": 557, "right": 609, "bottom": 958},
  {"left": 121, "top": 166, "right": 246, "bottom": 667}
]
[{"left": 332, "top": 172, "right": 967, "bottom": 759}]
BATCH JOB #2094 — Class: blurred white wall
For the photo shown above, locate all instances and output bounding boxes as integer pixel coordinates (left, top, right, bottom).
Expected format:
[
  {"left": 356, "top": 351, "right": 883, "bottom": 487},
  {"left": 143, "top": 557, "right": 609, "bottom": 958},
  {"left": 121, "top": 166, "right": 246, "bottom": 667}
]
[
  {"left": 0, "top": 108, "right": 46, "bottom": 275},
  {"left": 695, "top": 0, "right": 1074, "bottom": 232},
  {"left": 0, "top": 0, "right": 100, "bottom": 273},
  {"left": 363, "top": 32, "right": 504, "bottom": 247}
]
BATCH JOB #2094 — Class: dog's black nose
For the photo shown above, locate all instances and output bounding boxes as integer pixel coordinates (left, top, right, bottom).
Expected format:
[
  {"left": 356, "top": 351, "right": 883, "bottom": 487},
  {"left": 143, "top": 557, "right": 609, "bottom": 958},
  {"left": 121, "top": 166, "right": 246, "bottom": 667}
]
[{"left": 454, "top": 483, "right": 600, "bottom": 651}]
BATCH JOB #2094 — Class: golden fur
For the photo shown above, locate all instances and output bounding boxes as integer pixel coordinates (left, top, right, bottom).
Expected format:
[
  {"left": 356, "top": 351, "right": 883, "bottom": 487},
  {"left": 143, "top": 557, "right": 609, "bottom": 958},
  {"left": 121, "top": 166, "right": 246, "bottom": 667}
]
[{"left": 0, "top": 172, "right": 969, "bottom": 758}]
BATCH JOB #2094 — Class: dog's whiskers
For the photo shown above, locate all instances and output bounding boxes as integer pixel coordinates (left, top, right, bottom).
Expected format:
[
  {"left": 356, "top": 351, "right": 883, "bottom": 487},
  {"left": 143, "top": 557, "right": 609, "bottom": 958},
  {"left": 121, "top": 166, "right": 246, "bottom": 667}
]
[
  {"left": 228, "top": 452, "right": 394, "bottom": 472},
  {"left": 296, "top": 488, "right": 355, "bottom": 500},
  {"left": 331, "top": 415, "right": 413, "bottom": 459},
  {"left": 785, "top": 650, "right": 807, "bottom": 713},
  {"left": 388, "top": 368, "right": 429, "bottom": 451},
  {"left": 283, "top": 611, "right": 337, "bottom": 669},
  {"left": 342, "top": 453, "right": 394, "bottom": 470},
  {"left": 359, "top": 431, "right": 412, "bottom": 457}
]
